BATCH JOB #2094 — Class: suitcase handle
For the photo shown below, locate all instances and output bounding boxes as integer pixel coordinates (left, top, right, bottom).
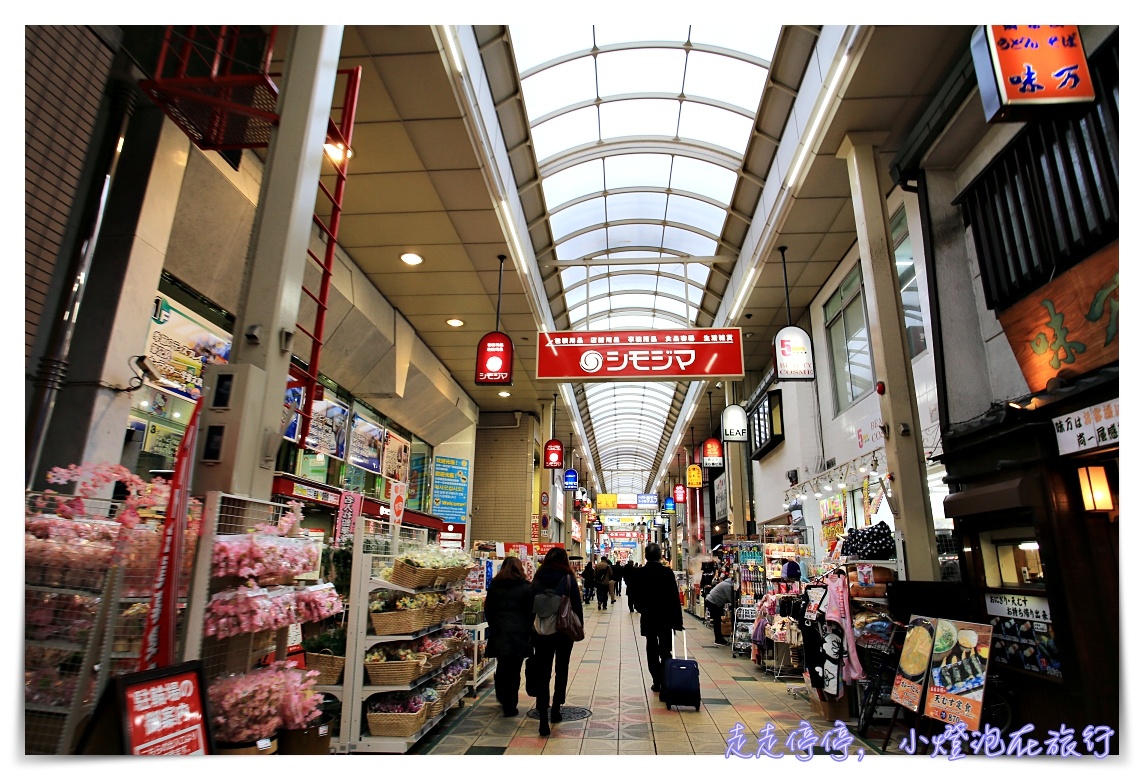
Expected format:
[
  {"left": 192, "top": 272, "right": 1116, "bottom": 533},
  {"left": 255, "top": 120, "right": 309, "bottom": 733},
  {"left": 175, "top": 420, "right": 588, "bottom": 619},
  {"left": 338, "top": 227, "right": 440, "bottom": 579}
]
[{"left": 672, "top": 629, "right": 688, "bottom": 661}]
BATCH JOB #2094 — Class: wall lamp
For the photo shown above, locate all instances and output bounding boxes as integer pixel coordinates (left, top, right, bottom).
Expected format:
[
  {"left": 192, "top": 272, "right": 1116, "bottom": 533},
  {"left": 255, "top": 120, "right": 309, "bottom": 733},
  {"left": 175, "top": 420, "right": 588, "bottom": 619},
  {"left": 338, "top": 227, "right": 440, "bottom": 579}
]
[{"left": 1078, "top": 465, "right": 1113, "bottom": 511}]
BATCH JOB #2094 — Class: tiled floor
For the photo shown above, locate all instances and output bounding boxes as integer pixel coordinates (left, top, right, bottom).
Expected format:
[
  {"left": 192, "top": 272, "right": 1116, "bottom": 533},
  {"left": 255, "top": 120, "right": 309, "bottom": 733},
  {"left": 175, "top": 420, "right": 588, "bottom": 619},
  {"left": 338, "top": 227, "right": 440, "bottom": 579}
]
[{"left": 410, "top": 591, "right": 902, "bottom": 757}]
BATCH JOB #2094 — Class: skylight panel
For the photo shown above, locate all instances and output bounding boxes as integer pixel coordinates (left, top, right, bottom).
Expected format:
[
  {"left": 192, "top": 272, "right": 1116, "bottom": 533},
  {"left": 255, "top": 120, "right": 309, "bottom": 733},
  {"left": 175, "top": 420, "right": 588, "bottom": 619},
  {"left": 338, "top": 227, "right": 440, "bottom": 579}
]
[
  {"left": 683, "top": 51, "right": 768, "bottom": 112},
  {"left": 608, "top": 273, "right": 659, "bottom": 293},
  {"left": 665, "top": 194, "right": 727, "bottom": 236},
  {"left": 532, "top": 106, "right": 600, "bottom": 162},
  {"left": 549, "top": 197, "right": 607, "bottom": 241},
  {"left": 686, "top": 263, "right": 711, "bottom": 285},
  {"left": 663, "top": 227, "right": 717, "bottom": 256},
  {"left": 509, "top": 26, "right": 594, "bottom": 72},
  {"left": 608, "top": 223, "right": 665, "bottom": 250},
  {"left": 555, "top": 227, "right": 608, "bottom": 261},
  {"left": 668, "top": 156, "right": 737, "bottom": 204},
  {"left": 599, "top": 99, "right": 680, "bottom": 142},
  {"left": 542, "top": 160, "right": 604, "bottom": 210},
  {"left": 560, "top": 266, "right": 587, "bottom": 287},
  {"left": 592, "top": 23, "right": 687, "bottom": 47},
  {"left": 520, "top": 57, "right": 598, "bottom": 120},
  {"left": 688, "top": 23, "right": 781, "bottom": 62},
  {"left": 595, "top": 49, "right": 686, "bottom": 97},
  {"left": 678, "top": 102, "right": 753, "bottom": 153},
  {"left": 605, "top": 192, "right": 668, "bottom": 223}
]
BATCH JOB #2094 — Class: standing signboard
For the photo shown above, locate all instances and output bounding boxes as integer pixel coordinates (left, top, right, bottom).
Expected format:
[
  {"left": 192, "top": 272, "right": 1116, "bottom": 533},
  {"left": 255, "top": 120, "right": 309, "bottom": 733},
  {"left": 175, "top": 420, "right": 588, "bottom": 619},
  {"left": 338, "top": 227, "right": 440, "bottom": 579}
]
[
  {"left": 891, "top": 617, "right": 936, "bottom": 713},
  {"left": 922, "top": 618, "right": 994, "bottom": 730},
  {"left": 334, "top": 491, "right": 363, "bottom": 548}
]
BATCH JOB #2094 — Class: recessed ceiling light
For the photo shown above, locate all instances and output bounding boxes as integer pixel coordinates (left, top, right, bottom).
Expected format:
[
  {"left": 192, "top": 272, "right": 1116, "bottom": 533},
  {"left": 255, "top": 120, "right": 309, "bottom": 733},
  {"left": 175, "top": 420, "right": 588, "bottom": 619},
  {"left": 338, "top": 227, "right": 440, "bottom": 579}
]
[
  {"left": 446, "top": 318, "right": 464, "bottom": 327},
  {"left": 498, "top": 391, "right": 511, "bottom": 397},
  {"left": 400, "top": 253, "right": 423, "bottom": 266},
  {"left": 745, "top": 332, "right": 755, "bottom": 338}
]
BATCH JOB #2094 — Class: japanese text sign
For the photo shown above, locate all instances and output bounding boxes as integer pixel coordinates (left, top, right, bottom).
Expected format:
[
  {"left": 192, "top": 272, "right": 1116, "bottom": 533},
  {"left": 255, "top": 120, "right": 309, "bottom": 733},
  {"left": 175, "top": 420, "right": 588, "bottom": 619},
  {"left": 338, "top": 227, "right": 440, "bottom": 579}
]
[
  {"left": 334, "top": 491, "right": 363, "bottom": 547},
  {"left": 475, "top": 331, "right": 514, "bottom": 385},
  {"left": 1053, "top": 398, "right": 1119, "bottom": 455},
  {"left": 973, "top": 25, "right": 1095, "bottom": 122},
  {"left": 544, "top": 439, "right": 564, "bottom": 469},
  {"left": 432, "top": 456, "right": 470, "bottom": 524},
  {"left": 122, "top": 663, "right": 212, "bottom": 755},
  {"left": 922, "top": 619, "right": 993, "bottom": 731},
  {"left": 537, "top": 328, "right": 744, "bottom": 381},
  {"left": 674, "top": 484, "right": 687, "bottom": 504},
  {"left": 686, "top": 464, "right": 703, "bottom": 488}
]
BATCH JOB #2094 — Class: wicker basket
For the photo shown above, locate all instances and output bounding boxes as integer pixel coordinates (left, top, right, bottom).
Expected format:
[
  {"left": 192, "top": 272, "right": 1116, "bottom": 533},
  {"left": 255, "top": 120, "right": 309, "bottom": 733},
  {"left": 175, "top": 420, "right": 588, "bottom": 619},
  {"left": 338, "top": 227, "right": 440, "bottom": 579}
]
[
  {"left": 365, "top": 707, "right": 428, "bottom": 737},
  {"left": 364, "top": 654, "right": 429, "bottom": 686},
  {"left": 369, "top": 609, "right": 425, "bottom": 636},
  {"left": 426, "top": 694, "right": 446, "bottom": 719},
  {"left": 390, "top": 559, "right": 441, "bottom": 589},
  {"left": 305, "top": 650, "right": 345, "bottom": 685}
]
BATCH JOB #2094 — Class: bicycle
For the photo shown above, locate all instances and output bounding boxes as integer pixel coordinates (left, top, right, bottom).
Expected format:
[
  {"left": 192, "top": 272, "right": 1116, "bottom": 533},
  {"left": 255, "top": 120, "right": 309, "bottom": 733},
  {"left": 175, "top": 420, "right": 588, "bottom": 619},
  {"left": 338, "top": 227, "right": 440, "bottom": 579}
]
[{"left": 856, "top": 618, "right": 907, "bottom": 737}]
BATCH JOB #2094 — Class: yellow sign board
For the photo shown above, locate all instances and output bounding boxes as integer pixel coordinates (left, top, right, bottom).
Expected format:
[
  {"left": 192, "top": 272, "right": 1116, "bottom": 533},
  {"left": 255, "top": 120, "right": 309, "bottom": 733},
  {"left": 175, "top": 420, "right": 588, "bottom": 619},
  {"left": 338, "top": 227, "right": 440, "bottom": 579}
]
[
  {"left": 686, "top": 464, "right": 703, "bottom": 488},
  {"left": 596, "top": 494, "right": 618, "bottom": 510}
]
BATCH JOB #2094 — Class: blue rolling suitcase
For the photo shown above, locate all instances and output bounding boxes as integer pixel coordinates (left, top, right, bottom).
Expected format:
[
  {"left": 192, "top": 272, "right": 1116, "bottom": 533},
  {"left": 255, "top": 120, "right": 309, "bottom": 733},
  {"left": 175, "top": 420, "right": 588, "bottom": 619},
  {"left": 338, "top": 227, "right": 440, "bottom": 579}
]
[{"left": 661, "top": 631, "right": 701, "bottom": 711}]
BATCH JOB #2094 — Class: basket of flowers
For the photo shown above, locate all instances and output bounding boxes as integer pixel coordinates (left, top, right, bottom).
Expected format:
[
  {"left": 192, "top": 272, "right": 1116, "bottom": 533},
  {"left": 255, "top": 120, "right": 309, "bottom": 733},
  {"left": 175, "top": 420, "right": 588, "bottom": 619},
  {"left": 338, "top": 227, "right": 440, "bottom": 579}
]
[
  {"left": 369, "top": 594, "right": 428, "bottom": 635},
  {"left": 365, "top": 692, "right": 428, "bottom": 736},
  {"left": 363, "top": 644, "right": 428, "bottom": 686},
  {"left": 390, "top": 558, "right": 441, "bottom": 589},
  {"left": 301, "top": 627, "right": 347, "bottom": 685},
  {"left": 416, "top": 635, "right": 452, "bottom": 669}
]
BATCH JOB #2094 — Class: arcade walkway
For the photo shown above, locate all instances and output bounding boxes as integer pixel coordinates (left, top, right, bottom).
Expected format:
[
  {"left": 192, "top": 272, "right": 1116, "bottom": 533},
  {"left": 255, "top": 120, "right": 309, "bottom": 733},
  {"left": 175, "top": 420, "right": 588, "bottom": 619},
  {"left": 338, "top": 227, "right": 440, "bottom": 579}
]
[{"left": 409, "top": 590, "right": 905, "bottom": 757}]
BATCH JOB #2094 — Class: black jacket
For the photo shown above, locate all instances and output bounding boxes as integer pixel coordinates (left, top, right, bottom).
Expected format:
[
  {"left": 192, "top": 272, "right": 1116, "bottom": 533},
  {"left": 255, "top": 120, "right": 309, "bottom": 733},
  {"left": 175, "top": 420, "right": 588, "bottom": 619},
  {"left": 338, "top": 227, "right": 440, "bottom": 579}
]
[
  {"left": 634, "top": 562, "right": 684, "bottom": 637},
  {"left": 531, "top": 565, "right": 584, "bottom": 627},
  {"left": 582, "top": 565, "right": 595, "bottom": 586},
  {"left": 484, "top": 577, "right": 533, "bottom": 658}
]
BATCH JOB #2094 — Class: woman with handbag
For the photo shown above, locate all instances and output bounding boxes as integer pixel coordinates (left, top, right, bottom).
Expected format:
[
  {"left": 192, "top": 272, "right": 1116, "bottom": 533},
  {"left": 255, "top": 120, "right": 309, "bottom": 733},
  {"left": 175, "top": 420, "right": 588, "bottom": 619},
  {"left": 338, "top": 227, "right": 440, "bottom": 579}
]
[
  {"left": 484, "top": 556, "right": 532, "bottom": 717},
  {"left": 529, "top": 546, "right": 584, "bottom": 736}
]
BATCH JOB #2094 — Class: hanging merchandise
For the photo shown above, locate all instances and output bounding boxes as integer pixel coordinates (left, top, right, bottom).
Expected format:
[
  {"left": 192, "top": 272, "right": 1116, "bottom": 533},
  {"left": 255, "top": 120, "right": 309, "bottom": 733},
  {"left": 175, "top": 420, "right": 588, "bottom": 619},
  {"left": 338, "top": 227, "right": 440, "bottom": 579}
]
[{"left": 841, "top": 520, "right": 895, "bottom": 560}]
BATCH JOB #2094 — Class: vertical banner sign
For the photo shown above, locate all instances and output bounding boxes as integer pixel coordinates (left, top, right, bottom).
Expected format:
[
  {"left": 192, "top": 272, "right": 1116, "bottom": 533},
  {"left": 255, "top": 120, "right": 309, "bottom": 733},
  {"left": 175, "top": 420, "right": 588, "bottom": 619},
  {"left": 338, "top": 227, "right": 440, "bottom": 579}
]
[
  {"left": 383, "top": 430, "right": 411, "bottom": 501},
  {"left": 674, "top": 483, "right": 687, "bottom": 504},
  {"left": 334, "top": 491, "right": 363, "bottom": 547},
  {"left": 139, "top": 398, "right": 202, "bottom": 672},
  {"left": 773, "top": 325, "right": 815, "bottom": 381},
  {"left": 686, "top": 465, "right": 703, "bottom": 488},
  {"left": 721, "top": 404, "right": 748, "bottom": 442},
  {"left": 391, "top": 482, "right": 408, "bottom": 526},
  {"left": 475, "top": 331, "right": 514, "bottom": 385}
]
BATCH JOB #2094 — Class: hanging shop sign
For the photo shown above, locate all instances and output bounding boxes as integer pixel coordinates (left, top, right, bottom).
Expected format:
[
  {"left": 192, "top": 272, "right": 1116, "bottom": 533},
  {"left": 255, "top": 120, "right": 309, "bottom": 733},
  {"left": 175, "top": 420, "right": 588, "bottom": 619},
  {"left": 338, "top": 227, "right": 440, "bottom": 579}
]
[
  {"left": 997, "top": 241, "right": 1118, "bottom": 393},
  {"left": 543, "top": 439, "right": 564, "bottom": 469},
  {"left": 475, "top": 331, "right": 514, "bottom": 385},
  {"left": 144, "top": 292, "right": 232, "bottom": 402},
  {"left": 773, "top": 325, "right": 815, "bottom": 381},
  {"left": 382, "top": 430, "right": 410, "bottom": 501},
  {"left": 1053, "top": 398, "right": 1119, "bottom": 455},
  {"left": 595, "top": 494, "right": 618, "bottom": 510},
  {"left": 971, "top": 25, "right": 1095, "bottom": 123},
  {"left": 637, "top": 493, "right": 658, "bottom": 510},
  {"left": 347, "top": 414, "right": 385, "bottom": 474},
  {"left": 985, "top": 592, "right": 1062, "bottom": 677},
  {"left": 305, "top": 397, "right": 350, "bottom": 460},
  {"left": 563, "top": 469, "right": 579, "bottom": 490},
  {"left": 686, "top": 464, "right": 703, "bottom": 488},
  {"left": 431, "top": 456, "right": 470, "bottom": 525},
  {"left": 536, "top": 328, "right": 744, "bottom": 381},
  {"left": 721, "top": 404, "right": 748, "bottom": 442},
  {"left": 748, "top": 390, "right": 785, "bottom": 459},
  {"left": 663, "top": 497, "right": 675, "bottom": 514},
  {"left": 571, "top": 518, "right": 582, "bottom": 543},
  {"left": 922, "top": 618, "right": 994, "bottom": 731},
  {"left": 701, "top": 438, "right": 723, "bottom": 468},
  {"left": 674, "top": 483, "right": 687, "bottom": 504}
]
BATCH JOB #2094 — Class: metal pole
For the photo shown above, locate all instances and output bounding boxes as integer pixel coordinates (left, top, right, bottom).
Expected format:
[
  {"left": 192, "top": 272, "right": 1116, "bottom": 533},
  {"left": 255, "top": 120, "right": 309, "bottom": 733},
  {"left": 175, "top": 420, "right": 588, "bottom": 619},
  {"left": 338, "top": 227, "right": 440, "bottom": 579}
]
[
  {"left": 778, "top": 245, "right": 792, "bottom": 326},
  {"left": 496, "top": 254, "right": 506, "bottom": 332}
]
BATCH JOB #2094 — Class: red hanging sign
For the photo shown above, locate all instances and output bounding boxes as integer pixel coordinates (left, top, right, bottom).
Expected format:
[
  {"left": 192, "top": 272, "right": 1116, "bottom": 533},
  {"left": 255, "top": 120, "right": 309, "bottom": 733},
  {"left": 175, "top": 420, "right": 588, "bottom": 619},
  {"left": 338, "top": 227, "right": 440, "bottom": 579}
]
[
  {"left": 139, "top": 398, "right": 202, "bottom": 672},
  {"left": 543, "top": 439, "right": 564, "bottom": 469},
  {"left": 334, "top": 491, "right": 363, "bottom": 547},
  {"left": 674, "top": 484, "right": 686, "bottom": 504},
  {"left": 701, "top": 438, "right": 724, "bottom": 468},
  {"left": 536, "top": 328, "right": 744, "bottom": 381},
  {"left": 972, "top": 25, "right": 1095, "bottom": 123},
  {"left": 475, "top": 331, "right": 514, "bottom": 385}
]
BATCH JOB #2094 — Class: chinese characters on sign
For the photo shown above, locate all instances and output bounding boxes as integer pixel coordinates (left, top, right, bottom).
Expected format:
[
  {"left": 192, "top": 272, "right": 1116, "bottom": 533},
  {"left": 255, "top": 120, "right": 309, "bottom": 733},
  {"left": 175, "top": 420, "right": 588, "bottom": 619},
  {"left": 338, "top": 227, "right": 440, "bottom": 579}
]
[
  {"left": 122, "top": 665, "right": 211, "bottom": 755},
  {"left": 348, "top": 414, "right": 385, "bottom": 474},
  {"left": 145, "top": 293, "right": 232, "bottom": 402},
  {"left": 333, "top": 491, "right": 362, "bottom": 547},
  {"left": 1053, "top": 399, "right": 1119, "bottom": 455},
  {"left": 985, "top": 593, "right": 1062, "bottom": 677},
  {"left": 431, "top": 456, "right": 470, "bottom": 525},
  {"left": 537, "top": 328, "right": 744, "bottom": 380},
  {"left": 922, "top": 619, "right": 993, "bottom": 731}
]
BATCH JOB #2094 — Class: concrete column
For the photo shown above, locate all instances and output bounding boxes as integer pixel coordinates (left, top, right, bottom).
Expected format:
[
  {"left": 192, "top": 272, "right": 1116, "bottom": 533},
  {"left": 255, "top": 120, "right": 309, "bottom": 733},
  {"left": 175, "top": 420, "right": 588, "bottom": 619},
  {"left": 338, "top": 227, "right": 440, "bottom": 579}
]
[
  {"left": 723, "top": 381, "right": 752, "bottom": 536},
  {"left": 221, "top": 26, "right": 343, "bottom": 500},
  {"left": 836, "top": 133, "right": 939, "bottom": 581}
]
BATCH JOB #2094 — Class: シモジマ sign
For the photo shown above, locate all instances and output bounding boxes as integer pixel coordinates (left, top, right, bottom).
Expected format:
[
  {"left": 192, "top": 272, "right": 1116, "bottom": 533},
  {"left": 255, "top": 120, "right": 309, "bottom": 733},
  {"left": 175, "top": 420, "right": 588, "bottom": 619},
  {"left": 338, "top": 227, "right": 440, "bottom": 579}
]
[{"left": 536, "top": 328, "right": 744, "bottom": 381}]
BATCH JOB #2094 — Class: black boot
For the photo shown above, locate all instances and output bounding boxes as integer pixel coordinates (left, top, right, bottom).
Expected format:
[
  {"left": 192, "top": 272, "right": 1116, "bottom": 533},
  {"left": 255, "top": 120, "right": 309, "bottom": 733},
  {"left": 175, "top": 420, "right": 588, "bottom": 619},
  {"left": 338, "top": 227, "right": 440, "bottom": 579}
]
[
  {"left": 538, "top": 714, "right": 550, "bottom": 737},
  {"left": 550, "top": 705, "right": 563, "bottom": 723}
]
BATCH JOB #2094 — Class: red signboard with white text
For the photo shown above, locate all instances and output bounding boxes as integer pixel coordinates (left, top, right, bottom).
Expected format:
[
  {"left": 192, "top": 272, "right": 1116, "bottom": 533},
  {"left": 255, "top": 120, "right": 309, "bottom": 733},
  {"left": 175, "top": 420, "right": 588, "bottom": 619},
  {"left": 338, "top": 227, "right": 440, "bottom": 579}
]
[
  {"left": 543, "top": 439, "right": 564, "bottom": 469},
  {"left": 674, "top": 484, "right": 686, "bottom": 504},
  {"left": 475, "top": 331, "right": 514, "bottom": 385},
  {"left": 537, "top": 328, "right": 744, "bottom": 381}
]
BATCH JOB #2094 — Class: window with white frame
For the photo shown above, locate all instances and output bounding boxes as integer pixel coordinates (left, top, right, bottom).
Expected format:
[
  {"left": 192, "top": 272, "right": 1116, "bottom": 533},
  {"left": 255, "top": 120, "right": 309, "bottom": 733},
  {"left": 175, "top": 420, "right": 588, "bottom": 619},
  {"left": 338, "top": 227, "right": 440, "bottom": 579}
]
[
  {"left": 891, "top": 208, "right": 926, "bottom": 360},
  {"left": 824, "top": 265, "right": 873, "bottom": 414}
]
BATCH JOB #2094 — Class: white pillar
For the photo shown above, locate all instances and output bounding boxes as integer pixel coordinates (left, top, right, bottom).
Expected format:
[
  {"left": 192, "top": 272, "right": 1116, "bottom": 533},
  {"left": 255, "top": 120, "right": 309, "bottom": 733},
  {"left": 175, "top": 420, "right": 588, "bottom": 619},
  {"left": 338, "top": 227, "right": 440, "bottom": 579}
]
[
  {"left": 723, "top": 381, "right": 752, "bottom": 536},
  {"left": 215, "top": 26, "right": 343, "bottom": 500},
  {"left": 836, "top": 133, "right": 939, "bottom": 581}
]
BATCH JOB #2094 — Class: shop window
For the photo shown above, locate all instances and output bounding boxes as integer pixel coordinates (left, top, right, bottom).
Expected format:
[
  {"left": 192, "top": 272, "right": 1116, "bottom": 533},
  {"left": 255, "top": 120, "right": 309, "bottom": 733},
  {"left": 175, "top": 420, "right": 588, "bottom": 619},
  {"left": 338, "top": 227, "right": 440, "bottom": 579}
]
[
  {"left": 824, "top": 265, "right": 873, "bottom": 414},
  {"left": 977, "top": 528, "right": 1046, "bottom": 590},
  {"left": 890, "top": 208, "right": 926, "bottom": 359}
]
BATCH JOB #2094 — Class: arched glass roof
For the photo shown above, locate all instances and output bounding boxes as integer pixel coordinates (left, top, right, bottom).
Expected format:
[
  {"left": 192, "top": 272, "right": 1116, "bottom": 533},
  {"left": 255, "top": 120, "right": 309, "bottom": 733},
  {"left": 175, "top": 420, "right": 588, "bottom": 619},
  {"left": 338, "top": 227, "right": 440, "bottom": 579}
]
[{"left": 508, "top": 24, "right": 781, "bottom": 494}]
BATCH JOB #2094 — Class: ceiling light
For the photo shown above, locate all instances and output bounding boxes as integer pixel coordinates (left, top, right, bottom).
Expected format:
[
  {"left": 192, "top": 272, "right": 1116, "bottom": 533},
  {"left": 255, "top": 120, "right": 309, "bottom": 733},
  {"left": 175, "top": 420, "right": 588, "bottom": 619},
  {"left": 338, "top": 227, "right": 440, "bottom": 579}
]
[
  {"left": 446, "top": 318, "right": 464, "bottom": 327},
  {"left": 498, "top": 391, "right": 511, "bottom": 397},
  {"left": 323, "top": 142, "right": 353, "bottom": 162},
  {"left": 814, "top": 491, "right": 823, "bottom": 499},
  {"left": 1018, "top": 542, "right": 1039, "bottom": 551},
  {"left": 401, "top": 253, "right": 423, "bottom": 266}
]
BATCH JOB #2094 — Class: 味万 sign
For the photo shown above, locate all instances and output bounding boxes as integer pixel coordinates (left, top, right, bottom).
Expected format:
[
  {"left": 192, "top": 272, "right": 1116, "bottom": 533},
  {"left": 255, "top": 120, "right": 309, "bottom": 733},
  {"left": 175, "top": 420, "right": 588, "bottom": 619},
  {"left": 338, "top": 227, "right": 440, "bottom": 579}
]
[{"left": 1053, "top": 398, "right": 1119, "bottom": 455}]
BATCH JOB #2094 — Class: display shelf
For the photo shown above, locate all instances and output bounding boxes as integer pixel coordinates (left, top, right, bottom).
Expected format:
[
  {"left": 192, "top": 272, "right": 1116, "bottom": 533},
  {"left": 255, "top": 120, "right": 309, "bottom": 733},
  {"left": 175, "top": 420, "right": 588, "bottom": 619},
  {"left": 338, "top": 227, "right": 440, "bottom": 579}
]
[
  {"left": 467, "top": 659, "right": 496, "bottom": 690},
  {"left": 26, "top": 638, "right": 86, "bottom": 653},
  {"left": 361, "top": 651, "right": 464, "bottom": 694},
  {"left": 351, "top": 685, "right": 467, "bottom": 754},
  {"left": 840, "top": 559, "right": 898, "bottom": 566},
  {"left": 368, "top": 577, "right": 461, "bottom": 595},
  {"left": 366, "top": 619, "right": 462, "bottom": 643},
  {"left": 851, "top": 596, "right": 888, "bottom": 605},
  {"left": 25, "top": 703, "right": 70, "bottom": 715}
]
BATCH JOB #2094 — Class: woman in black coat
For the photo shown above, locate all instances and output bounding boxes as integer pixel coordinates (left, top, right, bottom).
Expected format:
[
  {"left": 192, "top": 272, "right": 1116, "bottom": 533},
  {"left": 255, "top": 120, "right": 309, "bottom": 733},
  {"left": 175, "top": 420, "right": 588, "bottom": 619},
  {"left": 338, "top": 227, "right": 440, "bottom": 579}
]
[
  {"left": 530, "top": 547, "right": 584, "bottom": 736},
  {"left": 484, "top": 556, "right": 533, "bottom": 716}
]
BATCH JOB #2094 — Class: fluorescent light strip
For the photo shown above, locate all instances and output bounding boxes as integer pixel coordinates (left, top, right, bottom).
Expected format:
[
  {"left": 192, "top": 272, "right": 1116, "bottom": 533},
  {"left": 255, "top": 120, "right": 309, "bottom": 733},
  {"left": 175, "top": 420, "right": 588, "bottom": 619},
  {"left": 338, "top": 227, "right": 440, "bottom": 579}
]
[
  {"left": 499, "top": 199, "right": 530, "bottom": 275},
  {"left": 442, "top": 26, "right": 465, "bottom": 74},
  {"left": 786, "top": 51, "right": 849, "bottom": 189}
]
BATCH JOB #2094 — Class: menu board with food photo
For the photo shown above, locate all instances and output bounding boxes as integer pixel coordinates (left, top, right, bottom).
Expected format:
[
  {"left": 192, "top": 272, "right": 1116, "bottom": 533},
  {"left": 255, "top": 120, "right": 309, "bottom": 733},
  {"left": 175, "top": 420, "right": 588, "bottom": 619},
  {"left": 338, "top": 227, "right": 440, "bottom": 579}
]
[
  {"left": 985, "top": 593, "right": 1061, "bottom": 678},
  {"left": 922, "top": 619, "right": 993, "bottom": 730},
  {"left": 890, "top": 616, "right": 936, "bottom": 712}
]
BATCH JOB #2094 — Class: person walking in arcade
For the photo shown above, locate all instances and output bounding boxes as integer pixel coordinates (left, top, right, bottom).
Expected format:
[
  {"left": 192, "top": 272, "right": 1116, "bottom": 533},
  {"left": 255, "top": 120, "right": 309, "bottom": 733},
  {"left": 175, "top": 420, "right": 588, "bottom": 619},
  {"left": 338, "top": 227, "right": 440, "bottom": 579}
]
[
  {"left": 483, "top": 556, "right": 533, "bottom": 717},
  {"left": 593, "top": 556, "right": 612, "bottom": 611},
  {"left": 530, "top": 547, "right": 584, "bottom": 736},
  {"left": 632, "top": 543, "right": 683, "bottom": 692}
]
